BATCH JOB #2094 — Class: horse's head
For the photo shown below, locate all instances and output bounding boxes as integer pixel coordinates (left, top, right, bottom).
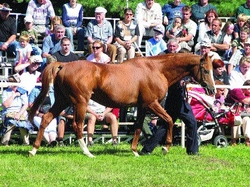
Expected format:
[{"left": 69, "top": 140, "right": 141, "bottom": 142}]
[{"left": 193, "top": 53, "right": 215, "bottom": 95}]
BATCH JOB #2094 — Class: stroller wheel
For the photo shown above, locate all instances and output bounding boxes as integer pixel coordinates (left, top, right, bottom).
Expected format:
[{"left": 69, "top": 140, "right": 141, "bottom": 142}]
[
  {"left": 213, "top": 135, "right": 228, "bottom": 148},
  {"left": 197, "top": 134, "right": 201, "bottom": 146}
]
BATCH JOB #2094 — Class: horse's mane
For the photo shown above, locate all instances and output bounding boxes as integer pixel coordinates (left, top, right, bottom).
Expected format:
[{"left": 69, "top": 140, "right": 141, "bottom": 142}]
[{"left": 28, "top": 61, "right": 64, "bottom": 123}]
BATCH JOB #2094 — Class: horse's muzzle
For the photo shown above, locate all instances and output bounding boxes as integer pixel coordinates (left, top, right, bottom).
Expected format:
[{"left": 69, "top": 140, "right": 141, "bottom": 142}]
[{"left": 201, "top": 82, "right": 215, "bottom": 95}]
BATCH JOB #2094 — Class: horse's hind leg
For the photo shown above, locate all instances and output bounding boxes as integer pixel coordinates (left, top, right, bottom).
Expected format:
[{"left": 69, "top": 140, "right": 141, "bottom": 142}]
[
  {"left": 148, "top": 101, "right": 173, "bottom": 154},
  {"left": 131, "top": 106, "right": 146, "bottom": 156},
  {"left": 29, "top": 99, "right": 67, "bottom": 156},
  {"left": 29, "top": 110, "right": 59, "bottom": 156},
  {"left": 74, "top": 103, "right": 94, "bottom": 158}
]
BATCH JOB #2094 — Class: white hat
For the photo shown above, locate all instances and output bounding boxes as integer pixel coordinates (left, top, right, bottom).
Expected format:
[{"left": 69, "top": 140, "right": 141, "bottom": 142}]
[
  {"left": 30, "top": 55, "right": 43, "bottom": 63},
  {"left": 95, "top": 7, "right": 107, "bottom": 14},
  {"left": 153, "top": 24, "right": 165, "bottom": 35},
  {"left": 24, "top": 15, "right": 33, "bottom": 23},
  {"left": 244, "top": 38, "right": 250, "bottom": 45},
  {"left": 0, "top": 5, "right": 12, "bottom": 12},
  {"left": 200, "top": 39, "right": 211, "bottom": 47}
]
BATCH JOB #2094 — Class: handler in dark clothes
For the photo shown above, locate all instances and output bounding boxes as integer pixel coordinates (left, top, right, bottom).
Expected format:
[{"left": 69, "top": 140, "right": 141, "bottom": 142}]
[{"left": 141, "top": 81, "right": 199, "bottom": 155}]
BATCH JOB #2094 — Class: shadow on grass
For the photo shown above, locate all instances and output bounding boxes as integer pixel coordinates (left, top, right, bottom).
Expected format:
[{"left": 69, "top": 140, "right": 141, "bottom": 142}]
[{"left": 0, "top": 144, "right": 138, "bottom": 157}]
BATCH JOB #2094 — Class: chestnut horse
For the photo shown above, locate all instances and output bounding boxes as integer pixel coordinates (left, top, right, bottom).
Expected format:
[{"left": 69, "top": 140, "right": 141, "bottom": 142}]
[{"left": 28, "top": 53, "right": 215, "bottom": 157}]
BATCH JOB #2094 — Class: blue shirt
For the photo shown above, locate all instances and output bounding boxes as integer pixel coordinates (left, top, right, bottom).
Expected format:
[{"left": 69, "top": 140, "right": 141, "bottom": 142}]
[
  {"left": 146, "top": 38, "right": 167, "bottom": 56},
  {"left": 162, "top": 2, "right": 185, "bottom": 25}
]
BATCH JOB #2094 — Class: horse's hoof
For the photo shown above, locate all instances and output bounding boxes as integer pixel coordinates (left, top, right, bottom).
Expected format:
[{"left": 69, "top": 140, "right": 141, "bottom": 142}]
[
  {"left": 28, "top": 150, "right": 36, "bottom": 157},
  {"left": 132, "top": 150, "right": 140, "bottom": 157},
  {"left": 162, "top": 147, "right": 168, "bottom": 155},
  {"left": 83, "top": 151, "right": 95, "bottom": 158}
]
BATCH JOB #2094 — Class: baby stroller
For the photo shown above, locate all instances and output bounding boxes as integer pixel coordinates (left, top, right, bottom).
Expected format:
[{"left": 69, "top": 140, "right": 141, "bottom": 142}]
[{"left": 188, "top": 89, "right": 240, "bottom": 147}]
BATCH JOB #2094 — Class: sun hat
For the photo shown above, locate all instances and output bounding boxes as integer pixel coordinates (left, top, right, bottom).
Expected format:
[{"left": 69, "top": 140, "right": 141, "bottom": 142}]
[
  {"left": 24, "top": 15, "right": 33, "bottom": 23},
  {"left": 0, "top": 4, "right": 12, "bottom": 12},
  {"left": 244, "top": 38, "right": 250, "bottom": 45},
  {"left": 95, "top": 7, "right": 107, "bottom": 14},
  {"left": 200, "top": 38, "right": 211, "bottom": 47},
  {"left": 30, "top": 55, "right": 43, "bottom": 64},
  {"left": 153, "top": 24, "right": 165, "bottom": 35}
]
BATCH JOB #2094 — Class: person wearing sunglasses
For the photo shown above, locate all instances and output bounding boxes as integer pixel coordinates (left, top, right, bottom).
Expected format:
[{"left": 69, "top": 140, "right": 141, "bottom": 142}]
[
  {"left": 86, "top": 7, "right": 116, "bottom": 63},
  {"left": 114, "top": 8, "right": 139, "bottom": 63},
  {"left": 86, "top": 40, "right": 110, "bottom": 64}
]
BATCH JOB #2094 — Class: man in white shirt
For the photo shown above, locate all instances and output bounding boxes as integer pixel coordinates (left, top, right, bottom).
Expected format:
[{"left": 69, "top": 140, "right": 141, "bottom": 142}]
[
  {"left": 86, "top": 100, "right": 118, "bottom": 146},
  {"left": 135, "top": 0, "right": 162, "bottom": 47}
]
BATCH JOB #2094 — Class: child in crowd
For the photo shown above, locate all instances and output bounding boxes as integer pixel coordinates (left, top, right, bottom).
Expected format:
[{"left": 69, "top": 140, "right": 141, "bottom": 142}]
[
  {"left": 222, "top": 21, "right": 234, "bottom": 61},
  {"left": 15, "top": 34, "right": 32, "bottom": 74},
  {"left": 48, "top": 16, "right": 63, "bottom": 35},
  {"left": 166, "top": 17, "right": 185, "bottom": 39},
  {"left": 146, "top": 24, "right": 167, "bottom": 56},
  {"left": 231, "top": 27, "right": 250, "bottom": 54},
  {"left": 233, "top": 13, "right": 248, "bottom": 39},
  {"left": 20, "top": 15, "right": 42, "bottom": 56}
]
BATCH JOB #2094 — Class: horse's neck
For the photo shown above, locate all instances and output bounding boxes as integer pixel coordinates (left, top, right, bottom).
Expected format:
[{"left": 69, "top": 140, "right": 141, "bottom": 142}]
[{"left": 163, "top": 63, "right": 190, "bottom": 87}]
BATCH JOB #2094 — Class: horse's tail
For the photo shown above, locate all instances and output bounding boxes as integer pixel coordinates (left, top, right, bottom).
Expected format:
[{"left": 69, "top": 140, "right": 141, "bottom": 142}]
[{"left": 28, "top": 62, "right": 64, "bottom": 122}]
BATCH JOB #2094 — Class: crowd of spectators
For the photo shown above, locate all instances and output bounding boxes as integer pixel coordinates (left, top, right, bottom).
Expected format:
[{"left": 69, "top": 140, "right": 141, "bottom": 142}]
[{"left": 0, "top": 0, "right": 250, "bottom": 147}]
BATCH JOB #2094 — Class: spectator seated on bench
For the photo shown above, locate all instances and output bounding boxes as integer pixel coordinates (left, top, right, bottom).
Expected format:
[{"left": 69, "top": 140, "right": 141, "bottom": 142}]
[
  {"left": 86, "top": 99, "right": 118, "bottom": 146},
  {"left": 0, "top": 78, "right": 31, "bottom": 146}
]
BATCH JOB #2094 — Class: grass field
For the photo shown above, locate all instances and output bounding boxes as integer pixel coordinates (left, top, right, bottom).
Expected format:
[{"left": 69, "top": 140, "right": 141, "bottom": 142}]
[{"left": 0, "top": 143, "right": 249, "bottom": 187}]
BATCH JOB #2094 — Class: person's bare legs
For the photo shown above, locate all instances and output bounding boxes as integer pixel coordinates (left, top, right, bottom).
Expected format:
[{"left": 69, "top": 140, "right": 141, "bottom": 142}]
[
  {"left": 57, "top": 119, "right": 66, "bottom": 141},
  {"left": 105, "top": 113, "right": 118, "bottom": 144},
  {"left": 86, "top": 114, "right": 97, "bottom": 145}
]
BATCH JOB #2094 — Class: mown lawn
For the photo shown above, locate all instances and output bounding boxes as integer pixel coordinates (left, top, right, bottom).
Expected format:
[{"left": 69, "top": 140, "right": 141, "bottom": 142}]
[{"left": 0, "top": 143, "right": 249, "bottom": 187}]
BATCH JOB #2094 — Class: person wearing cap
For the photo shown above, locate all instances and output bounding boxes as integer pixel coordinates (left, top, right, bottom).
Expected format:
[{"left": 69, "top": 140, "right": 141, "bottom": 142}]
[
  {"left": 86, "top": 6, "right": 117, "bottom": 63},
  {"left": 0, "top": 3, "right": 18, "bottom": 56},
  {"left": 114, "top": 8, "right": 139, "bottom": 63},
  {"left": 176, "top": 6, "right": 197, "bottom": 52},
  {"left": 135, "top": 0, "right": 162, "bottom": 48},
  {"left": 16, "top": 55, "right": 42, "bottom": 95},
  {"left": 62, "top": 0, "right": 85, "bottom": 51},
  {"left": 26, "top": 0, "right": 55, "bottom": 36},
  {"left": 195, "top": 38, "right": 221, "bottom": 61},
  {"left": 145, "top": 24, "right": 167, "bottom": 56},
  {"left": 228, "top": 38, "right": 250, "bottom": 74},
  {"left": 0, "top": 78, "right": 32, "bottom": 146},
  {"left": 20, "top": 15, "right": 42, "bottom": 56}
]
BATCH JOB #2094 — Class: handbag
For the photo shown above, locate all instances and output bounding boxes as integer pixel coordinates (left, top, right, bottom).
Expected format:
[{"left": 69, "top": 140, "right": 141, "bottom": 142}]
[{"left": 5, "top": 111, "right": 27, "bottom": 121}]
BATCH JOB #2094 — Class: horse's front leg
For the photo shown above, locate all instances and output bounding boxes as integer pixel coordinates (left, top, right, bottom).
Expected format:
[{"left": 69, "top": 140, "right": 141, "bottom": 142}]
[
  {"left": 131, "top": 107, "right": 146, "bottom": 156},
  {"left": 29, "top": 112, "right": 54, "bottom": 156},
  {"left": 148, "top": 101, "right": 173, "bottom": 155},
  {"left": 74, "top": 104, "right": 94, "bottom": 158}
]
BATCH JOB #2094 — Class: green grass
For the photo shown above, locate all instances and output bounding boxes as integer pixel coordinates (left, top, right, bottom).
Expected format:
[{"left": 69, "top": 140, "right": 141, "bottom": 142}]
[{"left": 0, "top": 143, "right": 249, "bottom": 187}]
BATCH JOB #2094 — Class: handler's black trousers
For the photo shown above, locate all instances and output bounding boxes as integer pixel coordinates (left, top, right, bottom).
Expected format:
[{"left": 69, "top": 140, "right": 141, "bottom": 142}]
[{"left": 142, "top": 82, "right": 199, "bottom": 154}]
